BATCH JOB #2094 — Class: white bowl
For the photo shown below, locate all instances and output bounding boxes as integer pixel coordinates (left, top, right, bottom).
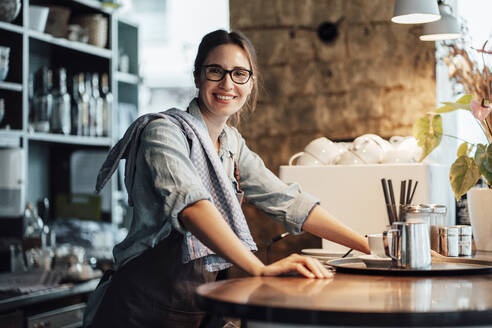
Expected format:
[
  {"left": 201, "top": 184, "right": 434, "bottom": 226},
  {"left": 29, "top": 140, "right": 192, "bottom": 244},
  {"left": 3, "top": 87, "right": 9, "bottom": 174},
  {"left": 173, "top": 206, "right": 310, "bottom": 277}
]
[{"left": 29, "top": 6, "right": 50, "bottom": 33}]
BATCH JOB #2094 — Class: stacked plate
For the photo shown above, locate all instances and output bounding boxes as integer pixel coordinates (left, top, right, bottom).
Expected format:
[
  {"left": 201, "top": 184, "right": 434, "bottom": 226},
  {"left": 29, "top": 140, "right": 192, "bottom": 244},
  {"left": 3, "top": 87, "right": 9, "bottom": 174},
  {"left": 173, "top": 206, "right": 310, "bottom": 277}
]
[
  {"left": 359, "top": 254, "right": 393, "bottom": 268},
  {"left": 301, "top": 249, "right": 354, "bottom": 261}
]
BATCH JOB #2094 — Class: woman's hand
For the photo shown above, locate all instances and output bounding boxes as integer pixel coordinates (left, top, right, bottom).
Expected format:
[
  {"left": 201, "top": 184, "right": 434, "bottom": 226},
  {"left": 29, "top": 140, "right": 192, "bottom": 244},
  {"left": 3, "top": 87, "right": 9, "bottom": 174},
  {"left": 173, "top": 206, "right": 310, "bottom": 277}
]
[{"left": 260, "top": 254, "right": 333, "bottom": 279}]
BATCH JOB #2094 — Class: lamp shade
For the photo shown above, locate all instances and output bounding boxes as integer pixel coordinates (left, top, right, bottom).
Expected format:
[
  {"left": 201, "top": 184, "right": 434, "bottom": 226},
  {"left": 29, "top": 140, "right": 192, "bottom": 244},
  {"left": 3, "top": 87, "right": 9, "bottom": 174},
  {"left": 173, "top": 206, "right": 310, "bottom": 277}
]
[
  {"left": 392, "top": 0, "right": 441, "bottom": 24},
  {"left": 420, "top": 6, "right": 462, "bottom": 41}
]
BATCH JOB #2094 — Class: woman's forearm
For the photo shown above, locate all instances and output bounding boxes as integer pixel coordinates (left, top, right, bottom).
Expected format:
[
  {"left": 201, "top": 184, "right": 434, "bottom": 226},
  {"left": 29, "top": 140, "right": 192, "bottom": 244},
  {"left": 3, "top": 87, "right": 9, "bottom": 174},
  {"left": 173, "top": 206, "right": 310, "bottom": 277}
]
[
  {"left": 179, "top": 200, "right": 265, "bottom": 276},
  {"left": 180, "top": 201, "right": 336, "bottom": 279},
  {"left": 302, "top": 205, "right": 370, "bottom": 254}
]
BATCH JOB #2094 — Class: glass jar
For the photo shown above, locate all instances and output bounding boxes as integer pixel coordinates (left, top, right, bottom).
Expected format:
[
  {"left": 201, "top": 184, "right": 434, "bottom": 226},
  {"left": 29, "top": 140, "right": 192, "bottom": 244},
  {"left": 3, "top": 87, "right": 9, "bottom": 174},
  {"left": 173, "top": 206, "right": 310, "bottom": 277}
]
[
  {"left": 432, "top": 204, "right": 447, "bottom": 226},
  {"left": 419, "top": 204, "right": 447, "bottom": 226},
  {"left": 401, "top": 204, "right": 432, "bottom": 225}
]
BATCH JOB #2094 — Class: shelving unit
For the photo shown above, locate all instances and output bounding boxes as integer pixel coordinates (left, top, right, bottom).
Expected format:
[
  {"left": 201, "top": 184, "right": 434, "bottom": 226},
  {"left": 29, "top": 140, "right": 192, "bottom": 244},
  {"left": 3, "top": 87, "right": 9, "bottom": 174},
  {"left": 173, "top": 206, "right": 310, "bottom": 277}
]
[
  {"left": 115, "top": 71, "right": 140, "bottom": 85},
  {"left": 115, "top": 18, "right": 139, "bottom": 114},
  {"left": 0, "top": 81, "right": 22, "bottom": 92},
  {"left": 28, "top": 30, "right": 113, "bottom": 58},
  {"left": 0, "top": 0, "right": 140, "bottom": 229},
  {"left": 0, "top": 21, "right": 23, "bottom": 34},
  {"left": 27, "top": 132, "right": 112, "bottom": 146}
]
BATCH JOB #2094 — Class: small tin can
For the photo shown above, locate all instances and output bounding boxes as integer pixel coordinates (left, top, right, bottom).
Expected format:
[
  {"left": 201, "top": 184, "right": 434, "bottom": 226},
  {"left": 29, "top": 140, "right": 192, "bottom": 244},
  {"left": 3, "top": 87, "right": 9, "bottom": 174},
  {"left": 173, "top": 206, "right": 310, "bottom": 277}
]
[
  {"left": 439, "top": 226, "right": 459, "bottom": 257},
  {"left": 430, "top": 225, "right": 441, "bottom": 253},
  {"left": 455, "top": 225, "right": 473, "bottom": 256}
]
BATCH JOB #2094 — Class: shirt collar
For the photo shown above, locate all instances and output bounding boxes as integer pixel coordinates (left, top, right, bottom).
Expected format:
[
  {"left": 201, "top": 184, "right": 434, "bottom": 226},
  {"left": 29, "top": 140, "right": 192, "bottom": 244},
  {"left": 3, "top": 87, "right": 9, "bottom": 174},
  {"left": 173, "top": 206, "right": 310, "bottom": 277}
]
[{"left": 187, "top": 98, "right": 234, "bottom": 158}]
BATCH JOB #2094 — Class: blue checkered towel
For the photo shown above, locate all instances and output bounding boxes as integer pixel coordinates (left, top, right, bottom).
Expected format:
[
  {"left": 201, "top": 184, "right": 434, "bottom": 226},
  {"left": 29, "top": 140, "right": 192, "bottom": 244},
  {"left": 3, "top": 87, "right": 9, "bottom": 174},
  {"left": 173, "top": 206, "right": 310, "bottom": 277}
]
[{"left": 96, "top": 108, "right": 257, "bottom": 271}]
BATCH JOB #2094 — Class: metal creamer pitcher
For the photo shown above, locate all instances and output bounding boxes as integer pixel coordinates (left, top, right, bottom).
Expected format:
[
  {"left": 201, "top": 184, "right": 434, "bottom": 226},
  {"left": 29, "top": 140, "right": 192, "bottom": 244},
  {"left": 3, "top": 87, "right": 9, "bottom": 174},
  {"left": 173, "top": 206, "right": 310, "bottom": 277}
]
[{"left": 383, "top": 221, "right": 431, "bottom": 269}]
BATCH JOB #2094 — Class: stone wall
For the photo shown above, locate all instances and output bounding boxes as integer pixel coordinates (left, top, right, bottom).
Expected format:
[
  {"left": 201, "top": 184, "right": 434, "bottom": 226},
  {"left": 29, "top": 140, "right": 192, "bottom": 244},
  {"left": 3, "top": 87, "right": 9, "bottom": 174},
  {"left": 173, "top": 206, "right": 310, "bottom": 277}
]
[{"left": 227, "top": 0, "right": 436, "bottom": 276}]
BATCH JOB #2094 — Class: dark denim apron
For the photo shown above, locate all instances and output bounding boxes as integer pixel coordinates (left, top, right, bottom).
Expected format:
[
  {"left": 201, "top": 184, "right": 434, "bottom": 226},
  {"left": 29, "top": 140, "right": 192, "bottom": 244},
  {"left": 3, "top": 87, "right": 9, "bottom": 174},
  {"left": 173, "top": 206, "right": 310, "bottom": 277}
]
[{"left": 89, "top": 231, "right": 222, "bottom": 328}]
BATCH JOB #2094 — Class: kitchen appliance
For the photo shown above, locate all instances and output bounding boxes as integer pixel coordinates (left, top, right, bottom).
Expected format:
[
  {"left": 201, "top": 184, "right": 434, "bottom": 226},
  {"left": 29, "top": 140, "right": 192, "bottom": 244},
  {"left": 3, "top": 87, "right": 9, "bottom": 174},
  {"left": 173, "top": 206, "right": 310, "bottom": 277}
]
[
  {"left": 279, "top": 163, "right": 455, "bottom": 253},
  {"left": 0, "top": 148, "right": 25, "bottom": 217},
  {"left": 70, "top": 150, "right": 110, "bottom": 213}
]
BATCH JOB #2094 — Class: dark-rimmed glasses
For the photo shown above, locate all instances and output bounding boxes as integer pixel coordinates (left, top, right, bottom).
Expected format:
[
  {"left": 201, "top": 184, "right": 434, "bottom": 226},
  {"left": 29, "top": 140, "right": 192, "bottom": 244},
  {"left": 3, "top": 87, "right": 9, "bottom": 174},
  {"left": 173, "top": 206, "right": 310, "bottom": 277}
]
[{"left": 202, "top": 64, "right": 253, "bottom": 84}]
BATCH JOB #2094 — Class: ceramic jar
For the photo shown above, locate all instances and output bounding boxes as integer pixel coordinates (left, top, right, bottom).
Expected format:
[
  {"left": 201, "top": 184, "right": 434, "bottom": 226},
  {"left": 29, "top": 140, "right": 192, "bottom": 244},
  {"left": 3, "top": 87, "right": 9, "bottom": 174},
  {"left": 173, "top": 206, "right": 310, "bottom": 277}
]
[
  {"left": 467, "top": 188, "right": 492, "bottom": 251},
  {"left": 0, "top": 0, "right": 22, "bottom": 23}
]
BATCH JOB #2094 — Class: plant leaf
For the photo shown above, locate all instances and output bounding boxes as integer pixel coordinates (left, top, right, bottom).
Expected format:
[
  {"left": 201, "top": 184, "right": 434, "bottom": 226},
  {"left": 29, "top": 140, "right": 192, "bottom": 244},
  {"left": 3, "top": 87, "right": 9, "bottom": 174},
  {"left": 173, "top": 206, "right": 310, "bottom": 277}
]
[
  {"left": 440, "top": 102, "right": 471, "bottom": 111},
  {"left": 412, "top": 115, "right": 442, "bottom": 161},
  {"left": 474, "top": 143, "right": 492, "bottom": 186},
  {"left": 487, "top": 144, "right": 492, "bottom": 171},
  {"left": 456, "top": 94, "right": 473, "bottom": 104},
  {"left": 450, "top": 156, "right": 481, "bottom": 200},
  {"left": 457, "top": 142, "right": 469, "bottom": 157},
  {"left": 474, "top": 144, "right": 486, "bottom": 165},
  {"left": 435, "top": 105, "right": 457, "bottom": 113},
  {"left": 433, "top": 95, "right": 472, "bottom": 113}
]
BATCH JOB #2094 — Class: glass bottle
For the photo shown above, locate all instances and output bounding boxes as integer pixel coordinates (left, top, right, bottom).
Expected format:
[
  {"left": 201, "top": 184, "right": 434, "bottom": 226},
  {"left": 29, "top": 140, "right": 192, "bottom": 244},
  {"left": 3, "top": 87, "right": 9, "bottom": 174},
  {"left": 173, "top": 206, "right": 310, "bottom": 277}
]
[
  {"left": 32, "top": 67, "right": 53, "bottom": 133},
  {"left": 33, "top": 66, "right": 53, "bottom": 132},
  {"left": 28, "top": 72, "right": 34, "bottom": 128},
  {"left": 51, "top": 67, "right": 71, "bottom": 135},
  {"left": 91, "top": 73, "right": 104, "bottom": 137},
  {"left": 70, "top": 74, "right": 81, "bottom": 135},
  {"left": 100, "top": 73, "right": 112, "bottom": 137},
  {"left": 85, "top": 73, "right": 96, "bottom": 136},
  {"left": 77, "top": 73, "right": 90, "bottom": 136}
]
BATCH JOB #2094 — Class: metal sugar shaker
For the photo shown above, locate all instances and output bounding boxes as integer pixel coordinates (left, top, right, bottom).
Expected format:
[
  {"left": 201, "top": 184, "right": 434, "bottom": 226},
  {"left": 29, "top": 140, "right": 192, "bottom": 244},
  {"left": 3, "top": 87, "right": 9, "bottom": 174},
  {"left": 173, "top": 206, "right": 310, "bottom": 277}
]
[
  {"left": 455, "top": 225, "right": 473, "bottom": 256},
  {"left": 439, "top": 226, "right": 459, "bottom": 257},
  {"left": 401, "top": 205, "right": 432, "bottom": 224}
]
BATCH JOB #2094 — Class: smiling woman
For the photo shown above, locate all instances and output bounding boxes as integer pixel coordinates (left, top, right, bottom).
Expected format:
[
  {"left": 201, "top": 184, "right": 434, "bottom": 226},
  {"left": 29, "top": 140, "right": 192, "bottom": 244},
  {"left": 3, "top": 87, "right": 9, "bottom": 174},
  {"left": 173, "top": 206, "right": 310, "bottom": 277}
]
[
  {"left": 83, "top": 29, "right": 369, "bottom": 328},
  {"left": 193, "top": 31, "right": 259, "bottom": 127}
]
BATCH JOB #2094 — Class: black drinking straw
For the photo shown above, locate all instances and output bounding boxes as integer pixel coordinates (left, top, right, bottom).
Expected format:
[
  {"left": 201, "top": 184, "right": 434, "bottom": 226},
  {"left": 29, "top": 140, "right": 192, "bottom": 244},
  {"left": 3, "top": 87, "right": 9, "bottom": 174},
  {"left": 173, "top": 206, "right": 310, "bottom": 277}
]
[
  {"left": 381, "top": 178, "right": 394, "bottom": 224},
  {"left": 409, "top": 181, "right": 419, "bottom": 204},
  {"left": 406, "top": 179, "right": 413, "bottom": 205},
  {"left": 342, "top": 248, "right": 354, "bottom": 258},
  {"left": 400, "top": 181, "right": 406, "bottom": 206},
  {"left": 388, "top": 179, "right": 398, "bottom": 223},
  {"left": 400, "top": 180, "right": 406, "bottom": 220}
]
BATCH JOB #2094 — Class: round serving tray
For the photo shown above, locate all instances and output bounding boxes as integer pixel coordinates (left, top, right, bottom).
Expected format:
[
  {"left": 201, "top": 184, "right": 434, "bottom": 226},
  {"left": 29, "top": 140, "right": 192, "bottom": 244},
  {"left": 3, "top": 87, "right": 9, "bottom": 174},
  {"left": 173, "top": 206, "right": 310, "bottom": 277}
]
[{"left": 326, "top": 257, "right": 492, "bottom": 276}]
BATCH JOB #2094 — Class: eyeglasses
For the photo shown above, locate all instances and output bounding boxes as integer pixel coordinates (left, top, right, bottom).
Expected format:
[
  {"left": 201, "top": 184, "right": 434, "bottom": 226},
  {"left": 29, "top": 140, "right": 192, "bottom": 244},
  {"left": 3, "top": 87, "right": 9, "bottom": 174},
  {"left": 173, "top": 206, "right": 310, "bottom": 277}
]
[{"left": 202, "top": 65, "right": 253, "bottom": 84}]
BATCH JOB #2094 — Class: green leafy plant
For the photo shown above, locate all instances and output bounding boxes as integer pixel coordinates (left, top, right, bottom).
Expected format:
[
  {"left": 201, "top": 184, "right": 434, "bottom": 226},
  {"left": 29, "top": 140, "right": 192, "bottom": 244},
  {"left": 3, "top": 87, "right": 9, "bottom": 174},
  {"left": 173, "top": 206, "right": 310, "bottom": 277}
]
[{"left": 413, "top": 41, "right": 492, "bottom": 200}]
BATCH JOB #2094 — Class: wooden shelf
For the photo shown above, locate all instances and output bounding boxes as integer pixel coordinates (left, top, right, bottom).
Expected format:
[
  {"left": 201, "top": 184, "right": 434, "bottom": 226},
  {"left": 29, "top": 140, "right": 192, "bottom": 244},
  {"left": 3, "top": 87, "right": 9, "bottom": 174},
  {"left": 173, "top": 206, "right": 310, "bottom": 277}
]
[
  {"left": 116, "top": 71, "right": 140, "bottom": 85},
  {"left": 0, "top": 21, "right": 24, "bottom": 34},
  {"left": 72, "top": 0, "right": 114, "bottom": 14},
  {"left": 28, "top": 132, "right": 112, "bottom": 146},
  {"left": 29, "top": 31, "right": 112, "bottom": 59},
  {"left": 117, "top": 17, "right": 138, "bottom": 28},
  {"left": 0, "top": 81, "right": 22, "bottom": 92},
  {"left": 0, "top": 130, "right": 22, "bottom": 147}
]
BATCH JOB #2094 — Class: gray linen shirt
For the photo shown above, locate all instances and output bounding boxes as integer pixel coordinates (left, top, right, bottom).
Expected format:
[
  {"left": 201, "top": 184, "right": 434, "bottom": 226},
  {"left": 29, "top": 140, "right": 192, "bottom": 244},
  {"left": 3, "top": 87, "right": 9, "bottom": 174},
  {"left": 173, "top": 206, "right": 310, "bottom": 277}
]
[{"left": 113, "top": 99, "right": 320, "bottom": 269}]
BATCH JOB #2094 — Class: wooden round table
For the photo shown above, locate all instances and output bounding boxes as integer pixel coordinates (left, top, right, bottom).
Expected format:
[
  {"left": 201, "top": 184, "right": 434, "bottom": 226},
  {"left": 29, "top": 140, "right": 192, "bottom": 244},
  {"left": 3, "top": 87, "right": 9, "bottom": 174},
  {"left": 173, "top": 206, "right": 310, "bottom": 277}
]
[{"left": 196, "top": 255, "right": 492, "bottom": 327}]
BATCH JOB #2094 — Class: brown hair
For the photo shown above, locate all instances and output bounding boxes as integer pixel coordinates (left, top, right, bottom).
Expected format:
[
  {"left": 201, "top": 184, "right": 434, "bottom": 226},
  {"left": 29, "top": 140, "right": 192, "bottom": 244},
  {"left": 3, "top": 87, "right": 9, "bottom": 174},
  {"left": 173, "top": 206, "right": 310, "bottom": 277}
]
[{"left": 193, "top": 29, "right": 259, "bottom": 125}]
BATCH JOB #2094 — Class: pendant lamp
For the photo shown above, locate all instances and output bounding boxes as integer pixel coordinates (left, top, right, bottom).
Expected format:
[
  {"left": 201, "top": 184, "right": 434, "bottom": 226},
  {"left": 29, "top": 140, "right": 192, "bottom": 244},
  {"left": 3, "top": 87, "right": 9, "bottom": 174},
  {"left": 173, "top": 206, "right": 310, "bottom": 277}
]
[
  {"left": 420, "top": 4, "right": 461, "bottom": 41},
  {"left": 392, "top": 0, "right": 441, "bottom": 24}
]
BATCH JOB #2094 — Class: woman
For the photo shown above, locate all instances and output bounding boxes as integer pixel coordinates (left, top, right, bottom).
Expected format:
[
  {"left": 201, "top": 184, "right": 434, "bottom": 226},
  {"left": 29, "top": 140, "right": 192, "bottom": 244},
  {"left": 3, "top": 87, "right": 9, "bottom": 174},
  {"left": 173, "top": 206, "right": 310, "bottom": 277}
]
[{"left": 85, "top": 29, "right": 370, "bottom": 328}]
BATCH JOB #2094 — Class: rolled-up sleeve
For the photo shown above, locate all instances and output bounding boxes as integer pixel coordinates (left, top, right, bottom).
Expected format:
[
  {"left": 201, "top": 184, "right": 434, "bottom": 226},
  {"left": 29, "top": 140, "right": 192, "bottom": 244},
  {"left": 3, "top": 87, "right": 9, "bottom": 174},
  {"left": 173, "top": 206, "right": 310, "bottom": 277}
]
[
  {"left": 234, "top": 130, "right": 320, "bottom": 234},
  {"left": 140, "top": 118, "right": 212, "bottom": 234}
]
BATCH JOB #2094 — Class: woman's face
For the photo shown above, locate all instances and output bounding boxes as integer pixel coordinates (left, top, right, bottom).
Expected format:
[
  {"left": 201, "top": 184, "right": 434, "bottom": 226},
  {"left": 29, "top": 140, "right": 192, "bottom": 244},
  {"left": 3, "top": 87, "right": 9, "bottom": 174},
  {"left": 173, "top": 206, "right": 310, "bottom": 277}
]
[{"left": 196, "top": 44, "right": 253, "bottom": 121}]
